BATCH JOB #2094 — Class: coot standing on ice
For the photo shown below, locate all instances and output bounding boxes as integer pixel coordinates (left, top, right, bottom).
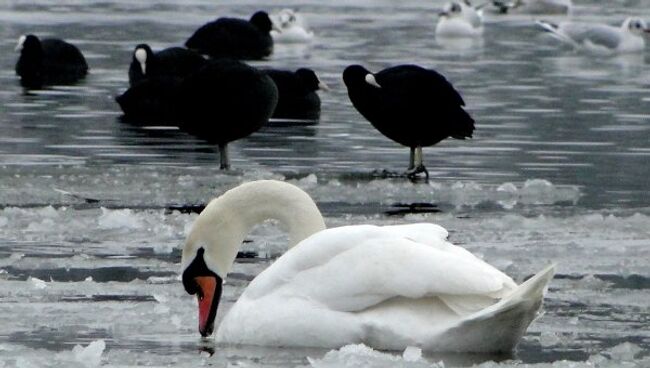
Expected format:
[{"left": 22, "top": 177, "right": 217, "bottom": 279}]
[
  {"left": 15, "top": 34, "right": 88, "bottom": 88},
  {"left": 185, "top": 11, "right": 275, "bottom": 60},
  {"left": 343, "top": 64, "right": 475, "bottom": 179},
  {"left": 128, "top": 44, "right": 206, "bottom": 86},
  {"left": 178, "top": 59, "right": 278, "bottom": 169},
  {"left": 264, "top": 68, "right": 327, "bottom": 121}
]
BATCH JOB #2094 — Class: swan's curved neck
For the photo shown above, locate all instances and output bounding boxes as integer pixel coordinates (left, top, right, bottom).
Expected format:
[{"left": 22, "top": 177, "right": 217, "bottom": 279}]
[{"left": 182, "top": 180, "right": 326, "bottom": 278}]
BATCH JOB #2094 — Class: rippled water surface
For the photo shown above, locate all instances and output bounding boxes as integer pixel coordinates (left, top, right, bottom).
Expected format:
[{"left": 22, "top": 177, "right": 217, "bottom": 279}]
[{"left": 0, "top": 0, "right": 649, "bottom": 367}]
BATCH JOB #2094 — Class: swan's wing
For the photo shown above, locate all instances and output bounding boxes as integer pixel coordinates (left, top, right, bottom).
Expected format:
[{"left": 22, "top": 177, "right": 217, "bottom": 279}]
[
  {"left": 281, "top": 236, "right": 516, "bottom": 313},
  {"left": 246, "top": 223, "right": 466, "bottom": 297}
]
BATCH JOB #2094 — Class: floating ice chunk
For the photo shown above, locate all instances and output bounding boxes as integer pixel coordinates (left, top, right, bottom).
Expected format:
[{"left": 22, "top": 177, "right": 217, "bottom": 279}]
[
  {"left": 308, "top": 344, "right": 441, "bottom": 368},
  {"left": 98, "top": 208, "right": 142, "bottom": 230},
  {"left": 539, "top": 331, "right": 561, "bottom": 347},
  {"left": 497, "top": 182, "right": 518, "bottom": 193},
  {"left": 575, "top": 274, "right": 610, "bottom": 290},
  {"left": 147, "top": 275, "right": 177, "bottom": 284},
  {"left": 402, "top": 346, "right": 422, "bottom": 362},
  {"left": 153, "top": 293, "right": 168, "bottom": 303},
  {"left": 604, "top": 342, "right": 642, "bottom": 361},
  {"left": 28, "top": 276, "right": 47, "bottom": 289},
  {"left": 72, "top": 339, "right": 105, "bottom": 367},
  {"left": 295, "top": 173, "right": 318, "bottom": 186}
]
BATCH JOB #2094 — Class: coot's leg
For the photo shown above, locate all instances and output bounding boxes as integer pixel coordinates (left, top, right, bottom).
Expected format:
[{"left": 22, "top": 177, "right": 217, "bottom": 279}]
[
  {"left": 219, "top": 144, "right": 230, "bottom": 170},
  {"left": 405, "top": 146, "right": 429, "bottom": 180}
]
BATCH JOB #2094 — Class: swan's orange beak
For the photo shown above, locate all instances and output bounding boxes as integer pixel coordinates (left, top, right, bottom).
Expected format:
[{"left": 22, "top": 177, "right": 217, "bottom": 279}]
[{"left": 195, "top": 276, "right": 222, "bottom": 337}]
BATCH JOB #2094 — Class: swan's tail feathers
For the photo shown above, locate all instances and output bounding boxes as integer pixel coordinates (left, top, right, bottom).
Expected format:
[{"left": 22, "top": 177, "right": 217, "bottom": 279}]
[{"left": 437, "top": 264, "right": 556, "bottom": 352}]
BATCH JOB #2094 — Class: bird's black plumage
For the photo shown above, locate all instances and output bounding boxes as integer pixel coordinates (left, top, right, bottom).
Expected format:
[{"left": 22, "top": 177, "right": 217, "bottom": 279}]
[
  {"left": 115, "top": 77, "right": 183, "bottom": 124},
  {"left": 264, "top": 68, "right": 323, "bottom": 121},
  {"left": 177, "top": 59, "right": 278, "bottom": 168},
  {"left": 128, "top": 44, "right": 205, "bottom": 86},
  {"left": 343, "top": 64, "right": 475, "bottom": 177},
  {"left": 15, "top": 34, "right": 88, "bottom": 88},
  {"left": 185, "top": 11, "right": 274, "bottom": 60}
]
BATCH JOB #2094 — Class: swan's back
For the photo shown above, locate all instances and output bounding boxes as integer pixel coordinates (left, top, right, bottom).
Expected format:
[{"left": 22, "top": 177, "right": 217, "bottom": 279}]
[{"left": 217, "top": 223, "right": 551, "bottom": 352}]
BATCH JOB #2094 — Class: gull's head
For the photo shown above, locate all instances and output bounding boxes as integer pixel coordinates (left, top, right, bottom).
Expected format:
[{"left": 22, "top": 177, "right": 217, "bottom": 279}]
[
  {"left": 439, "top": 2, "right": 463, "bottom": 18},
  {"left": 277, "top": 8, "right": 298, "bottom": 29},
  {"left": 623, "top": 18, "right": 650, "bottom": 35}
]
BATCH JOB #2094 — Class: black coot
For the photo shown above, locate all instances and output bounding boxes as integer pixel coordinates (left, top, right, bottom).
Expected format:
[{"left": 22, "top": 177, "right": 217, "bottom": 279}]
[
  {"left": 15, "top": 34, "right": 88, "bottom": 88},
  {"left": 264, "top": 68, "right": 326, "bottom": 121},
  {"left": 115, "top": 77, "right": 183, "bottom": 124},
  {"left": 178, "top": 59, "right": 278, "bottom": 169},
  {"left": 185, "top": 11, "right": 274, "bottom": 60},
  {"left": 343, "top": 64, "right": 475, "bottom": 178},
  {"left": 128, "top": 44, "right": 205, "bottom": 86}
]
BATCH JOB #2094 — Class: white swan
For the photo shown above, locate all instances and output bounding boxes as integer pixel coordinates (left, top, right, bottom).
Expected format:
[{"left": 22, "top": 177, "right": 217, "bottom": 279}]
[
  {"left": 181, "top": 180, "right": 555, "bottom": 352},
  {"left": 436, "top": 1, "right": 484, "bottom": 38},
  {"left": 537, "top": 18, "right": 650, "bottom": 54}
]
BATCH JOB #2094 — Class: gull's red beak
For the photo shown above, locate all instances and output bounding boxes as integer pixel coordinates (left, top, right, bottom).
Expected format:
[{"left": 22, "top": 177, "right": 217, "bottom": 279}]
[{"left": 194, "top": 275, "right": 222, "bottom": 337}]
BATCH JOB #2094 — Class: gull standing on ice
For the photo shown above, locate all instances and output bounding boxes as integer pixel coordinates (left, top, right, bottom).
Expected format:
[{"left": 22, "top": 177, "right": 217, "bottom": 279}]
[
  {"left": 537, "top": 17, "right": 650, "bottom": 53},
  {"left": 492, "top": 0, "right": 572, "bottom": 15},
  {"left": 436, "top": 1, "right": 484, "bottom": 38}
]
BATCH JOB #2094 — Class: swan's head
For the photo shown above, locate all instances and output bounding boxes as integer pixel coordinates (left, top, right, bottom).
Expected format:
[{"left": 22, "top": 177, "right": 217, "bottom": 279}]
[
  {"left": 623, "top": 18, "right": 650, "bottom": 35},
  {"left": 180, "top": 196, "right": 241, "bottom": 337},
  {"left": 180, "top": 180, "right": 326, "bottom": 337},
  {"left": 181, "top": 247, "right": 222, "bottom": 337}
]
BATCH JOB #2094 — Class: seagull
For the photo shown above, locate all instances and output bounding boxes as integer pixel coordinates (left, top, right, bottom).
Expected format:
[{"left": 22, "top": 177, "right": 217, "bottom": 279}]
[
  {"left": 492, "top": 0, "right": 572, "bottom": 15},
  {"left": 436, "top": 1, "right": 484, "bottom": 38},
  {"left": 270, "top": 9, "right": 314, "bottom": 43},
  {"left": 537, "top": 17, "right": 650, "bottom": 53}
]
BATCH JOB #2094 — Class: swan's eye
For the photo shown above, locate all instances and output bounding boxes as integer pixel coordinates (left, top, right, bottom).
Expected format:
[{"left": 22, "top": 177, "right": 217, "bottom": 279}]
[
  {"left": 289, "top": 15, "right": 296, "bottom": 22},
  {"left": 451, "top": 3, "right": 461, "bottom": 12}
]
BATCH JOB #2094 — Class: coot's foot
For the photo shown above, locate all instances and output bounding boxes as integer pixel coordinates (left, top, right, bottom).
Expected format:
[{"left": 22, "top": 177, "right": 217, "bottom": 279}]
[{"left": 405, "top": 165, "right": 429, "bottom": 181}]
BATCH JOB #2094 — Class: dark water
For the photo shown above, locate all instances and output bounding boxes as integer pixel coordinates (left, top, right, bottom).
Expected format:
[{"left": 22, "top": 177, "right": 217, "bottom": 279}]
[{"left": 1, "top": 1, "right": 649, "bottom": 367}]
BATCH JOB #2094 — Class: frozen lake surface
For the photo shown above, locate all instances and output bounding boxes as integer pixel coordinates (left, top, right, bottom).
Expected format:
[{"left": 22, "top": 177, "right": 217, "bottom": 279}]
[{"left": 0, "top": 0, "right": 649, "bottom": 366}]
